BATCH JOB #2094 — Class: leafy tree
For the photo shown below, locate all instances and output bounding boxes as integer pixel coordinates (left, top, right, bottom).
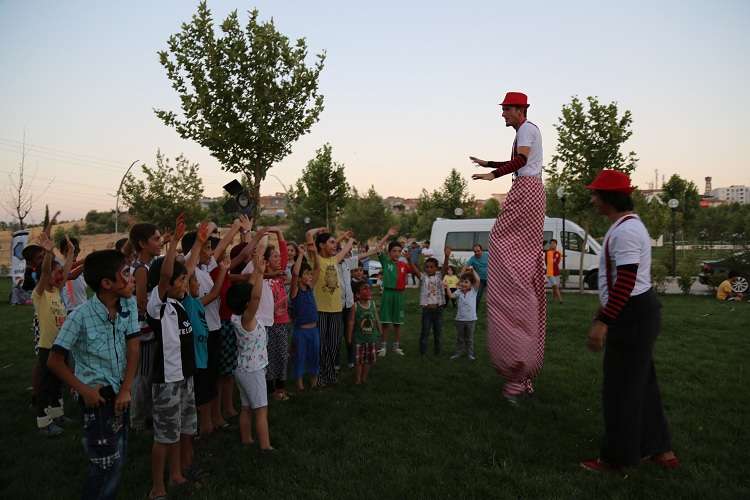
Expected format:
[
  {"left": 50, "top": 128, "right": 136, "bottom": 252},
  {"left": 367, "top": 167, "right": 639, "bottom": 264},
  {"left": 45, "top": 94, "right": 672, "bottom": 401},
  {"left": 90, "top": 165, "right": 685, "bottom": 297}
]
[
  {"left": 155, "top": 1, "right": 325, "bottom": 220},
  {"left": 121, "top": 151, "right": 205, "bottom": 229},
  {"left": 548, "top": 96, "right": 637, "bottom": 290},
  {"left": 339, "top": 187, "right": 395, "bottom": 243},
  {"left": 394, "top": 211, "right": 419, "bottom": 238},
  {"left": 286, "top": 144, "right": 349, "bottom": 240},
  {"left": 660, "top": 174, "right": 701, "bottom": 239},
  {"left": 52, "top": 224, "right": 81, "bottom": 246},
  {"left": 202, "top": 194, "right": 236, "bottom": 227},
  {"left": 633, "top": 191, "right": 669, "bottom": 241},
  {"left": 479, "top": 197, "right": 501, "bottom": 219},
  {"left": 412, "top": 169, "right": 476, "bottom": 239}
]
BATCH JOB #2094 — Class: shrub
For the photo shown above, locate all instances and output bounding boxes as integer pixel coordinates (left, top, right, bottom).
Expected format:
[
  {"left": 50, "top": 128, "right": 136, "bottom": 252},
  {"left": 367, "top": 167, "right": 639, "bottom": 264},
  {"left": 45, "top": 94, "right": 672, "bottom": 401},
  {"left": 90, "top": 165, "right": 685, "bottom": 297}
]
[
  {"left": 676, "top": 256, "right": 698, "bottom": 295},
  {"left": 651, "top": 262, "right": 669, "bottom": 294}
]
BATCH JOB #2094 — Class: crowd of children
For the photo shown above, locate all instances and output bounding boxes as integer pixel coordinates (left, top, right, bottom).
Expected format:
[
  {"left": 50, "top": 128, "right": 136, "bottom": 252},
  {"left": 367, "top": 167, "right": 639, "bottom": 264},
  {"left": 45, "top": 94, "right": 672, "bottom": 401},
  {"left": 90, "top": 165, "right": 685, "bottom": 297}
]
[{"left": 22, "top": 212, "right": 483, "bottom": 499}]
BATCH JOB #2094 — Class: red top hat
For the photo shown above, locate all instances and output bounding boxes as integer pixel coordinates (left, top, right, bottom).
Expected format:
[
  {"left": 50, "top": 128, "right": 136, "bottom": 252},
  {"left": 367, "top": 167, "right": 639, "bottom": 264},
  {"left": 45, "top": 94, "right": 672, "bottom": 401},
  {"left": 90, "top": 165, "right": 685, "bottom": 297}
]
[
  {"left": 586, "top": 169, "right": 636, "bottom": 194},
  {"left": 499, "top": 92, "right": 529, "bottom": 107}
]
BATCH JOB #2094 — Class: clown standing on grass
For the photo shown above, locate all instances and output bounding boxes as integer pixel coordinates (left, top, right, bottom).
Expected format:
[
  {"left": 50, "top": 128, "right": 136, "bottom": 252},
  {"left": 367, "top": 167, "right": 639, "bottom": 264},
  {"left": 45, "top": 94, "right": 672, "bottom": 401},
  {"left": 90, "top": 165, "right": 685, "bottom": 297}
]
[{"left": 470, "top": 91, "right": 546, "bottom": 405}]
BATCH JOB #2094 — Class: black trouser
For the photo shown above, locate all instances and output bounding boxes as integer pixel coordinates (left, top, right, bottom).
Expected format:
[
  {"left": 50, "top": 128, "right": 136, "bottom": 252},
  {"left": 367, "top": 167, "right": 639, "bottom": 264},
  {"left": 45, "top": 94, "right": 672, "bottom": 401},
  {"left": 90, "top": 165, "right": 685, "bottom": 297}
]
[
  {"left": 601, "top": 289, "right": 672, "bottom": 466},
  {"left": 419, "top": 307, "right": 443, "bottom": 355},
  {"left": 36, "top": 348, "right": 64, "bottom": 419},
  {"left": 335, "top": 307, "right": 355, "bottom": 367}
]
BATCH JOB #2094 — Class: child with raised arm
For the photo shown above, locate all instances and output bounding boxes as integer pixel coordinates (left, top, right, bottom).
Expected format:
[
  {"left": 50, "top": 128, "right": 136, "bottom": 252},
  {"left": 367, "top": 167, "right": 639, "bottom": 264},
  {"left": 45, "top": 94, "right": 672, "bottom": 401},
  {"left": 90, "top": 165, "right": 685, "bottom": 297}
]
[
  {"left": 377, "top": 230, "right": 410, "bottom": 356},
  {"left": 32, "top": 233, "right": 75, "bottom": 436},
  {"left": 290, "top": 239, "right": 320, "bottom": 391},
  {"left": 227, "top": 254, "right": 273, "bottom": 450},
  {"left": 338, "top": 228, "right": 397, "bottom": 369},
  {"left": 415, "top": 249, "right": 450, "bottom": 356},
  {"left": 446, "top": 259, "right": 481, "bottom": 361},
  {"left": 263, "top": 228, "right": 291, "bottom": 401},
  {"left": 128, "top": 222, "right": 163, "bottom": 432},
  {"left": 310, "top": 227, "right": 355, "bottom": 387},
  {"left": 47, "top": 248, "right": 140, "bottom": 499},
  {"left": 146, "top": 214, "right": 198, "bottom": 499},
  {"left": 347, "top": 281, "right": 382, "bottom": 384},
  {"left": 182, "top": 226, "right": 229, "bottom": 439},
  {"left": 184, "top": 216, "right": 248, "bottom": 415},
  {"left": 59, "top": 237, "right": 87, "bottom": 314}
]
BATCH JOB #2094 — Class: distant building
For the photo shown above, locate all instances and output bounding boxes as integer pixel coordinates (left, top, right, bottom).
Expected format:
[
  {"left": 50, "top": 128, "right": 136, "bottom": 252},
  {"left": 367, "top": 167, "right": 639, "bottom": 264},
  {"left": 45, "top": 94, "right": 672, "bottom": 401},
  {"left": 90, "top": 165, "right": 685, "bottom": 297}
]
[
  {"left": 200, "top": 196, "right": 222, "bottom": 210},
  {"left": 259, "top": 192, "right": 287, "bottom": 217},
  {"left": 385, "top": 196, "right": 419, "bottom": 213},
  {"left": 711, "top": 185, "right": 749, "bottom": 205}
]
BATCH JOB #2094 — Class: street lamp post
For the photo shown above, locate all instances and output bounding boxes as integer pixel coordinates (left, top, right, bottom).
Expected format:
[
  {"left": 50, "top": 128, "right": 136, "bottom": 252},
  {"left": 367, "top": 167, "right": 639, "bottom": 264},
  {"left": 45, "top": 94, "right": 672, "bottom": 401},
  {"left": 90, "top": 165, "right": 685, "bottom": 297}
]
[
  {"left": 115, "top": 160, "right": 139, "bottom": 235},
  {"left": 556, "top": 186, "right": 568, "bottom": 274},
  {"left": 668, "top": 198, "right": 679, "bottom": 276}
]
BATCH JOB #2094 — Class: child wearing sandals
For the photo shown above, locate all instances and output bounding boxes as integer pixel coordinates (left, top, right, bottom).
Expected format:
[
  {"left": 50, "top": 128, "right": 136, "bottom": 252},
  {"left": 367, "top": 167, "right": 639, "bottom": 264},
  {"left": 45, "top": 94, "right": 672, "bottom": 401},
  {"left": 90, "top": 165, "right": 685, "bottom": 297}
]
[
  {"left": 347, "top": 281, "right": 382, "bottom": 384},
  {"left": 227, "top": 254, "right": 273, "bottom": 450}
]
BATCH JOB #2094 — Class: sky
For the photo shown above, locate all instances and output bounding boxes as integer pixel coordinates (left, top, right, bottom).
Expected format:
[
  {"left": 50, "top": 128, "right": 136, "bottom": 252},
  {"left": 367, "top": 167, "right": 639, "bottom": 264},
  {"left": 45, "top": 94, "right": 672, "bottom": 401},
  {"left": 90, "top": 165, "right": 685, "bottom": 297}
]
[{"left": 1, "top": 0, "right": 748, "bottom": 223}]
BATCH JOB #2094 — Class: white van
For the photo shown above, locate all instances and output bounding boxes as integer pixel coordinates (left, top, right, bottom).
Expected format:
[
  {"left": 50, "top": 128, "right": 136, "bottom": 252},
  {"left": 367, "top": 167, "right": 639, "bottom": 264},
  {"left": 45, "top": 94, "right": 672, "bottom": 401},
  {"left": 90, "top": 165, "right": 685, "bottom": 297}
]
[{"left": 428, "top": 217, "right": 602, "bottom": 289}]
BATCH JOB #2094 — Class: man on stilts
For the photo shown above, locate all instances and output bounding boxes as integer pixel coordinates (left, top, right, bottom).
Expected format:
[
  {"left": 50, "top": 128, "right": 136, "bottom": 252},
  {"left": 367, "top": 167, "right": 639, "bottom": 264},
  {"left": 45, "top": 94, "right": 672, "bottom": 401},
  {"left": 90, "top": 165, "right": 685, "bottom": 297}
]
[{"left": 470, "top": 91, "right": 546, "bottom": 404}]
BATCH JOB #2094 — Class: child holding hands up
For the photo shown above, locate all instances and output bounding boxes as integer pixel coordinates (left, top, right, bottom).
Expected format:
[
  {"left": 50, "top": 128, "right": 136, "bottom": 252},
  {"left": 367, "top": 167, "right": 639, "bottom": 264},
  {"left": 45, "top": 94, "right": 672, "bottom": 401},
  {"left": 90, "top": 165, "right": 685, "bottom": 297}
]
[
  {"left": 227, "top": 253, "right": 273, "bottom": 450},
  {"left": 446, "top": 261, "right": 481, "bottom": 361}
]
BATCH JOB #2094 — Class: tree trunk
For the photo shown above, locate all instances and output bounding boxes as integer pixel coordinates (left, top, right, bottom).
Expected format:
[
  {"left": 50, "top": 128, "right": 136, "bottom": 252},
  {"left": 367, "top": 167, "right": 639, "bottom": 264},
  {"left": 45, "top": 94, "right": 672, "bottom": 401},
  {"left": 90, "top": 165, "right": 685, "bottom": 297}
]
[
  {"left": 249, "top": 168, "right": 263, "bottom": 225},
  {"left": 578, "top": 223, "right": 589, "bottom": 293}
]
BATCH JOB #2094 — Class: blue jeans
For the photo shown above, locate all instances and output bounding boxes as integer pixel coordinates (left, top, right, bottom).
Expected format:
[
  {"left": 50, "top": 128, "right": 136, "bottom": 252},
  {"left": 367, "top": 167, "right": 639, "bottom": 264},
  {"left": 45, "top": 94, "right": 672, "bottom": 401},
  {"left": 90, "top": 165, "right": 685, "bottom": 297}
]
[
  {"left": 476, "top": 279, "right": 487, "bottom": 312},
  {"left": 419, "top": 307, "right": 443, "bottom": 355},
  {"left": 81, "top": 400, "right": 128, "bottom": 500}
]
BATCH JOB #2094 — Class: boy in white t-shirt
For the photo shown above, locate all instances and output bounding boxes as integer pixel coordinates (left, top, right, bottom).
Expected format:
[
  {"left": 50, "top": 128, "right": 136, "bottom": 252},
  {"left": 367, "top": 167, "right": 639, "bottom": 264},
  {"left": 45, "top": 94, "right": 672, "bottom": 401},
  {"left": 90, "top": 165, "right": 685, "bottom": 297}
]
[{"left": 447, "top": 266, "right": 481, "bottom": 360}]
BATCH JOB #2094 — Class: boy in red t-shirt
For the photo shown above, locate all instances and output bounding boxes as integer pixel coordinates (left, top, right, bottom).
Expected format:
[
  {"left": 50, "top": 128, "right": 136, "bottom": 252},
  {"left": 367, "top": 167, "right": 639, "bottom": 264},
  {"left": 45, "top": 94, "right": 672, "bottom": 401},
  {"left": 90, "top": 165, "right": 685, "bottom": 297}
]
[{"left": 545, "top": 239, "right": 562, "bottom": 303}]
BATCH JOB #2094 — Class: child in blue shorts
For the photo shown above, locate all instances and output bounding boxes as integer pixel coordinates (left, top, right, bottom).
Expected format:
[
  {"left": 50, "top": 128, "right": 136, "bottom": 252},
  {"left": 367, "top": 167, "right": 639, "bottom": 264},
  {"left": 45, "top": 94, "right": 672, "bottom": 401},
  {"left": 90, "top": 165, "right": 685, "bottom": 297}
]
[{"left": 290, "top": 243, "right": 320, "bottom": 391}]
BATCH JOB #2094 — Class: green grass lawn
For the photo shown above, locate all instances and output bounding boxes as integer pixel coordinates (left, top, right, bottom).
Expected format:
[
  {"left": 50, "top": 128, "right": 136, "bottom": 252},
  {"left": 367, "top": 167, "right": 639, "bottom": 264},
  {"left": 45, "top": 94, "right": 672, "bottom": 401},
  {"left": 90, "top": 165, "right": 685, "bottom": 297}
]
[{"left": 1, "top": 278, "right": 748, "bottom": 499}]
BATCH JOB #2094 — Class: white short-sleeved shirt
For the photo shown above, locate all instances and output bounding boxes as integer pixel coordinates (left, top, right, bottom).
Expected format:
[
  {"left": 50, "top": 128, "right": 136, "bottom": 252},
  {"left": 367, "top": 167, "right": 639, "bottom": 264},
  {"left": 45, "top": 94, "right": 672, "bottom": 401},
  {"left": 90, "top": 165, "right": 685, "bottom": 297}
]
[
  {"left": 187, "top": 254, "right": 222, "bottom": 332},
  {"left": 598, "top": 215, "right": 652, "bottom": 306},
  {"left": 514, "top": 121, "right": 543, "bottom": 177},
  {"left": 61, "top": 274, "right": 88, "bottom": 312},
  {"left": 340, "top": 256, "right": 359, "bottom": 308},
  {"left": 242, "top": 261, "right": 274, "bottom": 327}
]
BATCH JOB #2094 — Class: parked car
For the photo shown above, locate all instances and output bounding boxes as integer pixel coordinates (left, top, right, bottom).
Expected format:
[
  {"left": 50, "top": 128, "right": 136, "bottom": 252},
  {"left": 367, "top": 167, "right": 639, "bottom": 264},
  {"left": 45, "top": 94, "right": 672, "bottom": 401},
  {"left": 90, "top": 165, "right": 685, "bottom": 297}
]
[
  {"left": 698, "top": 251, "right": 750, "bottom": 293},
  {"left": 428, "top": 217, "right": 602, "bottom": 289}
]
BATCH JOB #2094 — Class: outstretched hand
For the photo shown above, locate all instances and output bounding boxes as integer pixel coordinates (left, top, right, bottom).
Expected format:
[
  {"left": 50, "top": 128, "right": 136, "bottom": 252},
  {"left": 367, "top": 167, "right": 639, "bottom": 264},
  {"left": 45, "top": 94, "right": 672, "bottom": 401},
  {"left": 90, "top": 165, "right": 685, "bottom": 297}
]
[
  {"left": 173, "top": 213, "right": 186, "bottom": 243},
  {"left": 38, "top": 232, "right": 54, "bottom": 252},
  {"left": 469, "top": 156, "right": 489, "bottom": 168},
  {"left": 197, "top": 221, "right": 210, "bottom": 244},
  {"left": 472, "top": 172, "right": 494, "bottom": 181}
]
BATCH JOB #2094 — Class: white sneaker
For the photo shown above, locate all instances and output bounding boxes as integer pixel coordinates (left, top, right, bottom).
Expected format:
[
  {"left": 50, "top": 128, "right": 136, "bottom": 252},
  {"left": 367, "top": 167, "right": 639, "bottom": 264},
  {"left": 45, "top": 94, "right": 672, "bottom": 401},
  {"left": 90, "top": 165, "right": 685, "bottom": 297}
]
[
  {"left": 450, "top": 353, "right": 461, "bottom": 360},
  {"left": 468, "top": 354, "right": 476, "bottom": 361},
  {"left": 392, "top": 347, "right": 405, "bottom": 356},
  {"left": 377, "top": 348, "right": 387, "bottom": 357}
]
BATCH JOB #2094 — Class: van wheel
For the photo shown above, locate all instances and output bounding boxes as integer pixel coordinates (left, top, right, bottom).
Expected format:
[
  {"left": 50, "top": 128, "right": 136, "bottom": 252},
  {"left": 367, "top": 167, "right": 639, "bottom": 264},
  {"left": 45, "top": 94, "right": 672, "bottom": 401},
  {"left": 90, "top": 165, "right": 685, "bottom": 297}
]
[{"left": 585, "top": 270, "right": 599, "bottom": 290}]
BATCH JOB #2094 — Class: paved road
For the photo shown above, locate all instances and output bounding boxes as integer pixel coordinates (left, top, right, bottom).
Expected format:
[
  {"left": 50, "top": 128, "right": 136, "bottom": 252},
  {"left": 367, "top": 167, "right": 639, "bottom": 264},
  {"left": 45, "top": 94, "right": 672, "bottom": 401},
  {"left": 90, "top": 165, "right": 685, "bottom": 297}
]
[{"left": 558, "top": 277, "right": 714, "bottom": 296}]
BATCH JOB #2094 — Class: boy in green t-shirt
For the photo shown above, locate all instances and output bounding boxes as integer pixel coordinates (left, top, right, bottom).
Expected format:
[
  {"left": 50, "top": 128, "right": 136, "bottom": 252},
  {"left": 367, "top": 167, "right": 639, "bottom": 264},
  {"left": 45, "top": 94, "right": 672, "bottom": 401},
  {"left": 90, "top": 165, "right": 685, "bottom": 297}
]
[
  {"left": 377, "top": 240, "right": 417, "bottom": 356},
  {"left": 347, "top": 282, "right": 382, "bottom": 384}
]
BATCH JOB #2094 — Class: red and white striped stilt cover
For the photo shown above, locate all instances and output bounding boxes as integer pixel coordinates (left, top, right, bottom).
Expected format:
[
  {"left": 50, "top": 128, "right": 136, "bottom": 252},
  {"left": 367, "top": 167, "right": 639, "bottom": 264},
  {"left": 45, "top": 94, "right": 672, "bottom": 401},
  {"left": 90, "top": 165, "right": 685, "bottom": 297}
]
[{"left": 487, "top": 176, "right": 547, "bottom": 397}]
